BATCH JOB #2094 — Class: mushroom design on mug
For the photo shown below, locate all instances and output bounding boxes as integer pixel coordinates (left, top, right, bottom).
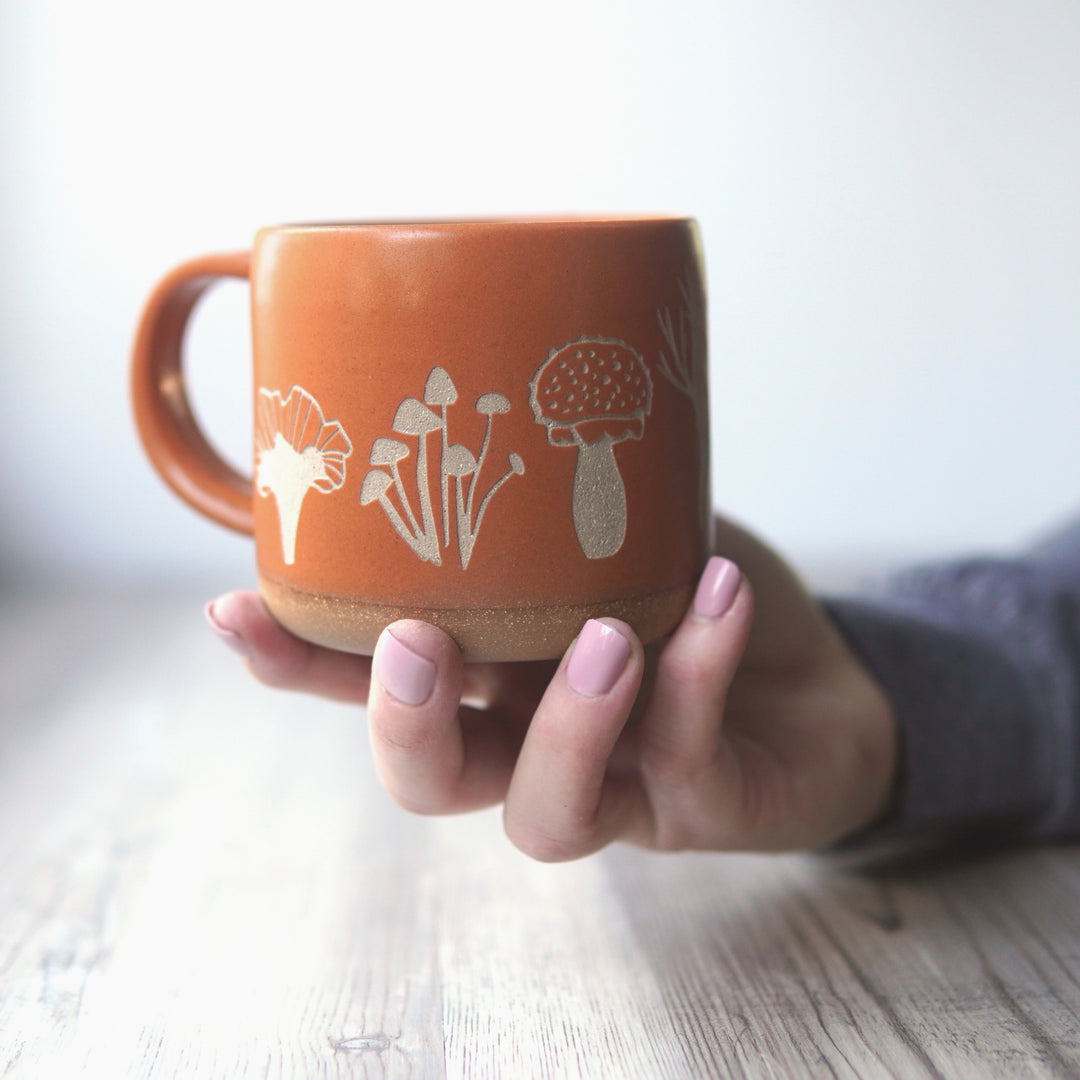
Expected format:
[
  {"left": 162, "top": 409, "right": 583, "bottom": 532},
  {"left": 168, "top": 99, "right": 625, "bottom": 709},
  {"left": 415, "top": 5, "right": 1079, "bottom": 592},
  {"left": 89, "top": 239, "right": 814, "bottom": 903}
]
[
  {"left": 529, "top": 337, "right": 652, "bottom": 559},
  {"left": 254, "top": 385, "right": 353, "bottom": 565},
  {"left": 360, "top": 366, "right": 524, "bottom": 569}
]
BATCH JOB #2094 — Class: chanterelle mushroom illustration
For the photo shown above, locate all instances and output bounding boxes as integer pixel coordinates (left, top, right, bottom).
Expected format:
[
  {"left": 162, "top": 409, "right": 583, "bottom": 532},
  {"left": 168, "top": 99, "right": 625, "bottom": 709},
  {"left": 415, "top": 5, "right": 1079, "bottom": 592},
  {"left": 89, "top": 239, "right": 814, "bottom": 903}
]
[
  {"left": 255, "top": 386, "right": 352, "bottom": 565},
  {"left": 529, "top": 337, "right": 652, "bottom": 559}
]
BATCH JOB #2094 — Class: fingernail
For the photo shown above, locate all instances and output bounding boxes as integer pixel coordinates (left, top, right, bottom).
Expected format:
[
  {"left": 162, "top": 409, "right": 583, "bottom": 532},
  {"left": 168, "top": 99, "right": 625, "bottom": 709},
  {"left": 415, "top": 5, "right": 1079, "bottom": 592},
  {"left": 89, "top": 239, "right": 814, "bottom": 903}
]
[
  {"left": 376, "top": 630, "right": 437, "bottom": 706},
  {"left": 205, "top": 599, "right": 251, "bottom": 658},
  {"left": 693, "top": 557, "right": 741, "bottom": 618},
  {"left": 567, "top": 620, "right": 631, "bottom": 698}
]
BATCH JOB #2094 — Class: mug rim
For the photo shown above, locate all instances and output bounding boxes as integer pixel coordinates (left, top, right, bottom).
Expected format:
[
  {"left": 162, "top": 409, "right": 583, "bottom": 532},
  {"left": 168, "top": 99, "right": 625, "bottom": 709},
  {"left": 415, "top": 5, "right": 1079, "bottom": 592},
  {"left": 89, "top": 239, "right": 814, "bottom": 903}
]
[{"left": 263, "top": 213, "right": 694, "bottom": 234}]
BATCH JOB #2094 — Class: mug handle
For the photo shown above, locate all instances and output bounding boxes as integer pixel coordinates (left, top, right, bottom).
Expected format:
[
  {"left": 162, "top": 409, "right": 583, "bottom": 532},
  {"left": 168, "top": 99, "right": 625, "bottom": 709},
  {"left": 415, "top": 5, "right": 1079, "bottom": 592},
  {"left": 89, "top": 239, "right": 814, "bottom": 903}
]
[{"left": 130, "top": 251, "right": 255, "bottom": 535}]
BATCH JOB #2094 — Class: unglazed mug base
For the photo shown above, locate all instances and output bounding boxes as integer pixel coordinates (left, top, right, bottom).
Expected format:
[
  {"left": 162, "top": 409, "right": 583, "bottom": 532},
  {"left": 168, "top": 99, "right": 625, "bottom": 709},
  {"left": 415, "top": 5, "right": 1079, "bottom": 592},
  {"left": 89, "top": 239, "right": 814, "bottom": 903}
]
[{"left": 257, "top": 574, "right": 693, "bottom": 663}]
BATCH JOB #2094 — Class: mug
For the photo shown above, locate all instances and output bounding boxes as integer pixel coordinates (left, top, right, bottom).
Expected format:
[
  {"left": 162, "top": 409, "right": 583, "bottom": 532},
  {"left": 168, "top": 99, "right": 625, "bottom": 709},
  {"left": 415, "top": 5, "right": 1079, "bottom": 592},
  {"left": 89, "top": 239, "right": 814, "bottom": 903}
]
[{"left": 131, "top": 217, "right": 711, "bottom": 661}]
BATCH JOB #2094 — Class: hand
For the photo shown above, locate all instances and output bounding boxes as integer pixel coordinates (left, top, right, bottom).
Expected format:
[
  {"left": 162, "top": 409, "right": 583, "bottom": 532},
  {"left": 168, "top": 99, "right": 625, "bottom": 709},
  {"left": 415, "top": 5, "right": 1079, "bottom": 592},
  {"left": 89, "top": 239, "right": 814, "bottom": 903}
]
[{"left": 206, "top": 516, "right": 898, "bottom": 861}]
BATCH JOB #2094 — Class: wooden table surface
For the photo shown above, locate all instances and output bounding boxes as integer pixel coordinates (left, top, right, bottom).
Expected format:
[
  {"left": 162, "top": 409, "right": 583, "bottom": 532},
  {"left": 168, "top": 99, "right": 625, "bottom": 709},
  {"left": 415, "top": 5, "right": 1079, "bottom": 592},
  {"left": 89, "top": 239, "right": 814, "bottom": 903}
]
[{"left": 1, "top": 584, "right": 1079, "bottom": 1079}]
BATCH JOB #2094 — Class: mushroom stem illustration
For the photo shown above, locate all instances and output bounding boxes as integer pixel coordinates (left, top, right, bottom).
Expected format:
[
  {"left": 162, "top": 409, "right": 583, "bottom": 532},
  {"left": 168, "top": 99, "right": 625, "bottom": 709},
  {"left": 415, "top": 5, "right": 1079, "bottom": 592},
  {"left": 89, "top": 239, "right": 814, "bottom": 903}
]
[
  {"left": 529, "top": 338, "right": 652, "bottom": 560},
  {"left": 568, "top": 434, "right": 626, "bottom": 559},
  {"left": 471, "top": 453, "right": 526, "bottom": 560},
  {"left": 392, "top": 397, "right": 443, "bottom": 564},
  {"left": 360, "top": 470, "right": 415, "bottom": 551},
  {"left": 467, "top": 392, "right": 511, "bottom": 527},
  {"left": 368, "top": 437, "right": 420, "bottom": 537},
  {"left": 424, "top": 367, "right": 458, "bottom": 548},
  {"left": 257, "top": 439, "right": 321, "bottom": 564},
  {"left": 443, "top": 442, "right": 478, "bottom": 568}
]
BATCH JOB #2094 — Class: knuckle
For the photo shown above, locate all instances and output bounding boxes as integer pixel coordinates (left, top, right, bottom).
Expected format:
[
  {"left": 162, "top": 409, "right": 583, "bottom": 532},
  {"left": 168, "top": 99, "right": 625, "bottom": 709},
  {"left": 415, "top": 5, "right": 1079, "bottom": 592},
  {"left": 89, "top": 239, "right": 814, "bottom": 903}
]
[
  {"left": 377, "top": 761, "right": 460, "bottom": 817},
  {"left": 649, "top": 817, "right": 697, "bottom": 854},
  {"left": 504, "top": 816, "right": 594, "bottom": 864},
  {"left": 385, "top": 787, "right": 447, "bottom": 817},
  {"left": 657, "top": 647, "right": 715, "bottom": 698},
  {"left": 641, "top": 741, "right": 705, "bottom": 789},
  {"left": 373, "top": 715, "right": 440, "bottom": 757}
]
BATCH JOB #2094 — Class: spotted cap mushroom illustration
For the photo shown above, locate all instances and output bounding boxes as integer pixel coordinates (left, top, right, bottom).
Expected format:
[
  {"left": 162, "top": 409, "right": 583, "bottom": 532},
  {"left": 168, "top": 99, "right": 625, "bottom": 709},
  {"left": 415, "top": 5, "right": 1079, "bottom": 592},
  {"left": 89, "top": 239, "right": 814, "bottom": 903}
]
[
  {"left": 529, "top": 337, "right": 652, "bottom": 559},
  {"left": 255, "top": 386, "right": 352, "bottom": 565}
]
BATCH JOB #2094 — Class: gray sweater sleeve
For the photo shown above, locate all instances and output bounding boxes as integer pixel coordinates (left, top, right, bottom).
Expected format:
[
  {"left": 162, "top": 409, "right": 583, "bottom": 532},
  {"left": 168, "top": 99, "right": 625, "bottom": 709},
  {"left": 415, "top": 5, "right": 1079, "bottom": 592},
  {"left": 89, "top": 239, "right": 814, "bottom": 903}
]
[{"left": 824, "top": 516, "right": 1080, "bottom": 843}]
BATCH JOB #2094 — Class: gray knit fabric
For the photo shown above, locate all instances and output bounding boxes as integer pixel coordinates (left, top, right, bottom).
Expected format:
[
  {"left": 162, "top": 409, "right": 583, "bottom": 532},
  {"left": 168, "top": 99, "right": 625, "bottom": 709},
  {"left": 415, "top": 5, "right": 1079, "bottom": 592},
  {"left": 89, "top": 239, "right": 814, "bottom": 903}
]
[{"left": 825, "top": 516, "right": 1080, "bottom": 843}]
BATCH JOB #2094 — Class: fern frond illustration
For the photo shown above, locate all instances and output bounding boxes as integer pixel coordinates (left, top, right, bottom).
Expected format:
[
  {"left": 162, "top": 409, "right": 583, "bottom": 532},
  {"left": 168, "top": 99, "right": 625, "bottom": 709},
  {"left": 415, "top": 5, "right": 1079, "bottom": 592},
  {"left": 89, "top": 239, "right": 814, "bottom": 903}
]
[
  {"left": 657, "top": 274, "right": 707, "bottom": 418},
  {"left": 360, "top": 367, "right": 525, "bottom": 569},
  {"left": 657, "top": 274, "right": 710, "bottom": 532}
]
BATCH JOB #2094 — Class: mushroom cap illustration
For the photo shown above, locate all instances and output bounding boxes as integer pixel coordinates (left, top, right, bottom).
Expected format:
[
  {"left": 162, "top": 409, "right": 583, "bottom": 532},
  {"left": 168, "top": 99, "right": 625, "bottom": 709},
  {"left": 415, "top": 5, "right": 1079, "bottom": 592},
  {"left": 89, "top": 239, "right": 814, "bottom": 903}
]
[
  {"left": 359, "top": 469, "right": 393, "bottom": 505},
  {"left": 393, "top": 397, "right": 443, "bottom": 437},
  {"left": 528, "top": 338, "right": 651, "bottom": 560},
  {"left": 444, "top": 443, "right": 478, "bottom": 477},
  {"left": 369, "top": 437, "right": 410, "bottom": 468},
  {"left": 529, "top": 338, "right": 652, "bottom": 446},
  {"left": 423, "top": 366, "right": 458, "bottom": 407},
  {"left": 476, "top": 391, "right": 511, "bottom": 416},
  {"left": 255, "top": 385, "right": 352, "bottom": 492}
]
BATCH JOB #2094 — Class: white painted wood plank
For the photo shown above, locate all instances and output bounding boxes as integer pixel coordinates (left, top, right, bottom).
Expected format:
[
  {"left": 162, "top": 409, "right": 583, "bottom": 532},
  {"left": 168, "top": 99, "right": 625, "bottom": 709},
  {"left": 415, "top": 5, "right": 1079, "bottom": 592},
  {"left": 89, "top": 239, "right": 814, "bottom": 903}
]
[
  {"left": 433, "top": 812, "right": 689, "bottom": 1080},
  {"left": 606, "top": 847, "right": 1080, "bottom": 1079}
]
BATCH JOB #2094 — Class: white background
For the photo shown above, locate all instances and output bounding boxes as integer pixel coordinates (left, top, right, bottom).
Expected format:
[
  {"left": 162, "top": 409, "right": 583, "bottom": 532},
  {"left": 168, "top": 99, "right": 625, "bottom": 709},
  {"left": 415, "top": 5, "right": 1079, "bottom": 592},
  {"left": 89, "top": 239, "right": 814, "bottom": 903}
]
[{"left": 1, "top": 0, "right": 1077, "bottom": 591}]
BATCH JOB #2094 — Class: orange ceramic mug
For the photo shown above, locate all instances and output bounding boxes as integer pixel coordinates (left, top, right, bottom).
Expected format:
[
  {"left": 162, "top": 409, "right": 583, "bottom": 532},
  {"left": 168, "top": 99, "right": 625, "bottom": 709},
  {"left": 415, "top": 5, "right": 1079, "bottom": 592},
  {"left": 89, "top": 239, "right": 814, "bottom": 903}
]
[{"left": 131, "top": 217, "right": 711, "bottom": 661}]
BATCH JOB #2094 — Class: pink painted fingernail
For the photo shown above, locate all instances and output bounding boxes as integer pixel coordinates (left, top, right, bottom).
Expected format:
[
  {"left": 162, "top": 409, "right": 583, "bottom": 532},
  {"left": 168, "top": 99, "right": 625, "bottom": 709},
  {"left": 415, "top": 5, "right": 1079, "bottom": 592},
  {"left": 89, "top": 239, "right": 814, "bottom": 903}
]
[
  {"left": 205, "top": 599, "right": 251, "bottom": 657},
  {"left": 693, "top": 557, "right": 741, "bottom": 618},
  {"left": 567, "top": 620, "right": 631, "bottom": 698},
  {"left": 376, "top": 630, "right": 437, "bottom": 706}
]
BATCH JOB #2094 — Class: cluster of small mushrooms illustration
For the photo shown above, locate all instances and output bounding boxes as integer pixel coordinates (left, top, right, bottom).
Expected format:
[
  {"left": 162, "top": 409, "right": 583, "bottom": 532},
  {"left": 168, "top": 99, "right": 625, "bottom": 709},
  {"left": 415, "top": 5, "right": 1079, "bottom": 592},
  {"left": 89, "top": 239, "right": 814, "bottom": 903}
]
[{"left": 360, "top": 367, "right": 525, "bottom": 569}]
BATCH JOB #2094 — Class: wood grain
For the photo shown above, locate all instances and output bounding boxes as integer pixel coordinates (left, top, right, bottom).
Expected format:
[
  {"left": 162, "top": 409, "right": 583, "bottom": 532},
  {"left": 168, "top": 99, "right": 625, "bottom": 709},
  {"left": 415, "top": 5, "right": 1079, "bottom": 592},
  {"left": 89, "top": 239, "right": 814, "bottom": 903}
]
[{"left": 0, "top": 585, "right": 1078, "bottom": 1078}]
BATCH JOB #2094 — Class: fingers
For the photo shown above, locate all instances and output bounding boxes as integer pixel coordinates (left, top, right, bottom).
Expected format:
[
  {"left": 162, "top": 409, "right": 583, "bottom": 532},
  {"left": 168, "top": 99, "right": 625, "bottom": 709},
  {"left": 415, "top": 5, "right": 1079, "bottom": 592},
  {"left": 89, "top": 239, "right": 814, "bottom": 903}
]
[
  {"left": 636, "top": 556, "right": 755, "bottom": 848},
  {"left": 503, "top": 619, "right": 646, "bottom": 862},
  {"left": 364, "top": 560, "right": 754, "bottom": 860},
  {"left": 208, "top": 556, "right": 761, "bottom": 860},
  {"left": 205, "top": 591, "right": 372, "bottom": 703},
  {"left": 711, "top": 514, "right": 838, "bottom": 670},
  {"left": 498, "top": 560, "right": 755, "bottom": 860},
  {"left": 367, "top": 616, "right": 648, "bottom": 859},
  {"left": 368, "top": 620, "right": 522, "bottom": 814},
  {"left": 642, "top": 557, "right": 751, "bottom": 766}
]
